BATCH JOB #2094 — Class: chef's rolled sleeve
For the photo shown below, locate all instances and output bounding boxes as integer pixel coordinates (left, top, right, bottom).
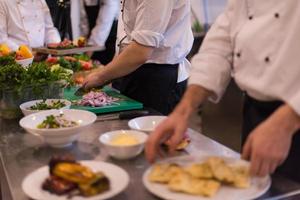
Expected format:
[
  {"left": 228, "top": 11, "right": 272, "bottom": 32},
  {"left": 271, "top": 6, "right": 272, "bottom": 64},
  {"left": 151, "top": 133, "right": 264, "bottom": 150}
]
[
  {"left": 131, "top": 30, "right": 164, "bottom": 48},
  {"left": 188, "top": 2, "right": 234, "bottom": 102},
  {"left": 129, "top": 0, "right": 173, "bottom": 48}
]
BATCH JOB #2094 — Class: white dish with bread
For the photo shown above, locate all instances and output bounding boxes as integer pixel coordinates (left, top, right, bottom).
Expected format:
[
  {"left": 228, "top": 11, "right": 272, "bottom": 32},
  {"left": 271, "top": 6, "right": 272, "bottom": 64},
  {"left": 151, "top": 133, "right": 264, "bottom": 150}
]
[{"left": 143, "top": 155, "right": 271, "bottom": 200}]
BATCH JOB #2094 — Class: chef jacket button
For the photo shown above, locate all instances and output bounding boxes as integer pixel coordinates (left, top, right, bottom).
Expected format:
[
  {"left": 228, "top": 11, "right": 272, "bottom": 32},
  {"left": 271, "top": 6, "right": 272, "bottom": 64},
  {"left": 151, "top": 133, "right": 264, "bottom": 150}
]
[
  {"left": 121, "top": 9, "right": 124, "bottom": 12},
  {"left": 265, "top": 57, "right": 270, "bottom": 63},
  {"left": 248, "top": 15, "right": 253, "bottom": 20},
  {"left": 275, "top": 13, "right": 280, "bottom": 18},
  {"left": 236, "top": 52, "right": 241, "bottom": 58}
]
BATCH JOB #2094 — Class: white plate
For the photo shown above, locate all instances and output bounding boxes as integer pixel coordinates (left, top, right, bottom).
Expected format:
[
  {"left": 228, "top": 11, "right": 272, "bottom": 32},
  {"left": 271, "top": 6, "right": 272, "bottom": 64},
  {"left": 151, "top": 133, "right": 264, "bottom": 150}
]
[
  {"left": 143, "top": 155, "right": 271, "bottom": 200},
  {"left": 22, "top": 161, "right": 129, "bottom": 200},
  {"left": 128, "top": 116, "right": 167, "bottom": 133}
]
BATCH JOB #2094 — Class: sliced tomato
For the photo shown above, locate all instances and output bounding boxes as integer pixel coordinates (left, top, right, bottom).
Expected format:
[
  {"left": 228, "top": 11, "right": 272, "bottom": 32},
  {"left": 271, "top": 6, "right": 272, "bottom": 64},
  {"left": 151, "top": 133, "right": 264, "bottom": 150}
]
[
  {"left": 46, "top": 57, "right": 59, "bottom": 64},
  {"left": 79, "top": 60, "right": 92, "bottom": 70}
]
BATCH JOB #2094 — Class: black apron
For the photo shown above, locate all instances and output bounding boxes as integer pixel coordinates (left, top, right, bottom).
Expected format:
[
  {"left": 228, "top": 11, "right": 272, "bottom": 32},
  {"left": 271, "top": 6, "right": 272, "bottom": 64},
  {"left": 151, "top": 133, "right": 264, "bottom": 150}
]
[
  {"left": 45, "top": 0, "right": 73, "bottom": 40},
  {"left": 242, "top": 94, "right": 300, "bottom": 182},
  {"left": 114, "top": 63, "right": 187, "bottom": 115},
  {"left": 84, "top": 0, "right": 117, "bottom": 65}
]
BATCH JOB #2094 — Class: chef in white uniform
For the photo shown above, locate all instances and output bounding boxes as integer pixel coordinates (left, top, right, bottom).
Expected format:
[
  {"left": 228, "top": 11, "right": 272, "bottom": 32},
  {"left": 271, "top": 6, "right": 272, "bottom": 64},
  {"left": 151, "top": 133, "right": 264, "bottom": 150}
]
[
  {"left": 146, "top": 0, "right": 300, "bottom": 182},
  {"left": 83, "top": 0, "right": 193, "bottom": 115},
  {"left": 0, "top": 0, "right": 61, "bottom": 51}
]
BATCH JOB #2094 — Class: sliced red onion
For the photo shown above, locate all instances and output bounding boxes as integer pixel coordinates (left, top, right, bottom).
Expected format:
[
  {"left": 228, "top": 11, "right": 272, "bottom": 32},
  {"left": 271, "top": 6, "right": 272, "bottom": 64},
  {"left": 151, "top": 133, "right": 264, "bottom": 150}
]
[{"left": 77, "top": 91, "right": 119, "bottom": 107}]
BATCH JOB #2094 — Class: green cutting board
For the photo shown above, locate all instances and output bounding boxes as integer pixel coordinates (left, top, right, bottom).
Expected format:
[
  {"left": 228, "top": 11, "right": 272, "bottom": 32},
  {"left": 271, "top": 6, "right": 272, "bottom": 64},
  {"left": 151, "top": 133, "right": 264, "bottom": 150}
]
[{"left": 63, "top": 87, "right": 143, "bottom": 114}]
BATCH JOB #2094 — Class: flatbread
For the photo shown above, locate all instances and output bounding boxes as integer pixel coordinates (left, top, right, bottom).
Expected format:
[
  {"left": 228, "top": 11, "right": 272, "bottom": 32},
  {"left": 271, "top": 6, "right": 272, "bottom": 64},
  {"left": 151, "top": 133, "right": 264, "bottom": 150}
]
[
  {"left": 185, "top": 163, "right": 214, "bottom": 179},
  {"left": 168, "top": 172, "right": 221, "bottom": 197},
  {"left": 148, "top": 164, "right": 183, "bottom": 183}
]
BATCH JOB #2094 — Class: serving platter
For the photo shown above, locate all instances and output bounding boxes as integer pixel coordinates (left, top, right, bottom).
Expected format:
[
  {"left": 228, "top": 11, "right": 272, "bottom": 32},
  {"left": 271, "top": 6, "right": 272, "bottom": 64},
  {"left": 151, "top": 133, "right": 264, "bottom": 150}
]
[
  {"left": 143, "top": 155, "right": 271, "bottom": 200},
  {"left": 32, "top": 46, "right": 104, "bottom": 56},
  {"left": 22, "top": 161, "right": 129, "bottom": 200}
]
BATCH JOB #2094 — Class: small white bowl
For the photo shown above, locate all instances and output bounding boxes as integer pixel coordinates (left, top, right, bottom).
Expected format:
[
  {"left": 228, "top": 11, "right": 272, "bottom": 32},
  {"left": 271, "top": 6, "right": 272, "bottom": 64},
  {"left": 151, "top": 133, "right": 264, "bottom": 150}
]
[
  {"left": 128, "top": 116, "right": 167, "bottom": 133},
  {"left": 99, "top": 130, "right": 148, "bottom": 160},
  {"left": 16, "top": 57, "right": 33, "bottom": 68},
  {"left": 19, "top": 109, "right": 97, "bottom": 148},
  {"left": 20, "top": 99, "right": 72, "bottom": 116}
]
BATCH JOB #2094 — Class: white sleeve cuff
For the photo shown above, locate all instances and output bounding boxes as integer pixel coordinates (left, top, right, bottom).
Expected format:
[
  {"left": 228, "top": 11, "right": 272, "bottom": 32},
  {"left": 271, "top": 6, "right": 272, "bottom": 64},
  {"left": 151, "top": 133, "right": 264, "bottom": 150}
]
[
  {"left": 285, "top": 92, "right": 300, "bottom": 116},
  {"left": 130, "top": 30, "right": 164, "bottom": 48},
  {"left": 45, "top": 29, "right": 61, "bottom": 44},
  {"left": 188, "top": 52, "right": 232, "bottom": 103}
]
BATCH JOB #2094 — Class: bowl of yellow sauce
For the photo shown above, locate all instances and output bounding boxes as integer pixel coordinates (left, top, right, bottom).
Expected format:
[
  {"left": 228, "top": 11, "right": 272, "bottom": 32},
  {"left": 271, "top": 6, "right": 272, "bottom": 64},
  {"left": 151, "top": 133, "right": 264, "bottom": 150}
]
[{"left": 99, "top": 130, "right": 148, "bottom": 160}]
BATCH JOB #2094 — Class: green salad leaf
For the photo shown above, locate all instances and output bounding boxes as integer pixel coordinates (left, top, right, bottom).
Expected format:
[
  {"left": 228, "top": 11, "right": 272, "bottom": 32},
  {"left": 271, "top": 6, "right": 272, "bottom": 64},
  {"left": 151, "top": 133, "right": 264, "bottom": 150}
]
[
  {"left": 0, "top": 63, "right": 25, "bottom": 90},
  {"left": 0, "top": 54, "right": 16, "bottom": 66}
]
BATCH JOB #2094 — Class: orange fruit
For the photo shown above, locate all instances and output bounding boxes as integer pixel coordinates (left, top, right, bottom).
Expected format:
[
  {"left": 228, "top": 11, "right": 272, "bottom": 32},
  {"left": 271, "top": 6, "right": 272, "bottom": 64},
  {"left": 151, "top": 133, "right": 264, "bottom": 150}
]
[
  {"left": 0, "top": 44, "right": 11, "bottom": 56},
  {"left": 17, "top": 45, "right": 33, "bottom": 59}
]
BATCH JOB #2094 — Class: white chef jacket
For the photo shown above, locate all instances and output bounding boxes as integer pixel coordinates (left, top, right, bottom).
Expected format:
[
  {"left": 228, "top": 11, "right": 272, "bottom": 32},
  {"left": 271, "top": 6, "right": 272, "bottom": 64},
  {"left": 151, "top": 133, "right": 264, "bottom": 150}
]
[
  {"left": 121, "top": 0, "right": 194, "bottom": 83},
  {"left": 0, "top": 0, "right": 60, "bottom": 51},
  {"left": 87, "top": 0, "right": 119, "bottom": 48},
  {"left": 189, "top": 0, "right": 300, "bottom": 115}
]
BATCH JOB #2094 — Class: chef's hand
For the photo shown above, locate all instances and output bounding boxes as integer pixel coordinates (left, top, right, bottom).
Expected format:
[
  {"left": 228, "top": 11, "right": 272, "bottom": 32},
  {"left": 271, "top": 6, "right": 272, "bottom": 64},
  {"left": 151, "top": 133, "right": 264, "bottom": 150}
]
[
  {"left": 242, "top": 104, "right": 300, "bottom": 177},
  {"left": 145, "top": 85, "right": 212, "bottom": 163},
  {"left": 145, "top": 110, "right": 188, "bottom": 163},
  {"left": 82, "top": 70, "right": 106, "bottom": 90}
]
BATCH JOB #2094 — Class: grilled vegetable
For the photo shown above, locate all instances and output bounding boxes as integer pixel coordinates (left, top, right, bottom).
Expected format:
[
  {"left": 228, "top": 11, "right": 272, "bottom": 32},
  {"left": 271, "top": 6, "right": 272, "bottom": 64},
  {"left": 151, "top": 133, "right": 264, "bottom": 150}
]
[
  {"left": 43, "top": 156, "right": 110, "bottom": 197},
  {"left": 53, "top": 163, "right": 95, "bottom": 184},
  {"left": 79, "top": 172, "right": 110, "bottom": 196}
]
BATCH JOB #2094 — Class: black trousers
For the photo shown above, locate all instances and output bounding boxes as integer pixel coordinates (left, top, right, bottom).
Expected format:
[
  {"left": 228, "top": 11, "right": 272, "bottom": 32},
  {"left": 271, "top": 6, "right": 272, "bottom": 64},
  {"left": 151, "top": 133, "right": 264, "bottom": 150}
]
[
  {"left": 114, "top": 63, "right": 187, "bottom": 115},
  {"left": 45, "top": 0, "right": 72, "bottom": 39},
  {"left": 84, "top": 4, "right": 117, "bottom": 65},
  {"left": 242, "top": 94, "right": 300, "bottom": 182}
]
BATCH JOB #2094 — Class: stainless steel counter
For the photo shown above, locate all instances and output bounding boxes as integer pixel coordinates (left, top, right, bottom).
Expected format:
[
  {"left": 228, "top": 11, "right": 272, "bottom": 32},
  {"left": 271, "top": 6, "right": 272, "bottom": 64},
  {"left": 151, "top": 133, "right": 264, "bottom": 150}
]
[{"left": 1, "top": 117, "right": 300, "bottom": 200}]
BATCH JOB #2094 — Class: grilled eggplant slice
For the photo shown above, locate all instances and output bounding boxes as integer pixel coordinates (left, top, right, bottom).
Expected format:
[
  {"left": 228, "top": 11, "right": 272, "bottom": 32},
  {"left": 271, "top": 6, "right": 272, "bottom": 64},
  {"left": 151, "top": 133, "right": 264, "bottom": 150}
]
[{"left": 79, "top": 172, "right": 110, "bottom": 197}]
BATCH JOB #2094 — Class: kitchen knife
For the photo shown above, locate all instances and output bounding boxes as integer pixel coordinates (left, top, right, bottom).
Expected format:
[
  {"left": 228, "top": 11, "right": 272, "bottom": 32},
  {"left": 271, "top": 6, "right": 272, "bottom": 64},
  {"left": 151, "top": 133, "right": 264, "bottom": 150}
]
[{"left": 96, "top": 110, "right": 150, "bottom": 121}]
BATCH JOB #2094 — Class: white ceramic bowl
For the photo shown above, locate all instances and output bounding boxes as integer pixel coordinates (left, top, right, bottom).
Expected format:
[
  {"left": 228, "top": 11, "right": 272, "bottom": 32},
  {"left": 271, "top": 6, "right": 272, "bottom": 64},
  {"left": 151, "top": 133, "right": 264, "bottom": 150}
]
[
  {"left": 128, "top": 116, "right": 167, "bottom": 133},
  {"left": 99, "top": 130, "right": 148, "bottom": 160},
  {"left": 20, "top": 99, "right": 72, "bottom": 116},
  {"left": 16, "top": 57, "right": 33, "bottom": 68},
  {"left": 19, "top": 109, "right": 97, "bottom": 148}
]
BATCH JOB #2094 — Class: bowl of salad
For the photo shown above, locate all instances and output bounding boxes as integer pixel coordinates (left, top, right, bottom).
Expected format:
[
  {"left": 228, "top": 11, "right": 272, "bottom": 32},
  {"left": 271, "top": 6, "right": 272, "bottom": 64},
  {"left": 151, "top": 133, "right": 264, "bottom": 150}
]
[
  {"left": 19, "top": 99, "right": 72, "bottom": 116},
  {"left": 19, "top": 109, "right": 97, "bottom": 148}
]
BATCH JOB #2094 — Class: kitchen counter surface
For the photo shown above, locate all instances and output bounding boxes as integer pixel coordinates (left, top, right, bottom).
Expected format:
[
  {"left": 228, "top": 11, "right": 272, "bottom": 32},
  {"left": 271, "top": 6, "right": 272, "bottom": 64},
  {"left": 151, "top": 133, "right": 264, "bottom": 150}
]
[{"left": 1, "top": 115, "right": 300, "bottom": 200}]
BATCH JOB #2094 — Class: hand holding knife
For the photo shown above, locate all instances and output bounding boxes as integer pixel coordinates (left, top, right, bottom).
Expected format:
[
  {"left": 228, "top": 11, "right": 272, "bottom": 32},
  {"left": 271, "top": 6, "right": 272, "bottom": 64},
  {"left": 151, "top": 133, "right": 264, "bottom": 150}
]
[{"left": 74, "top": 79, "right": 114, "bottom": 96}]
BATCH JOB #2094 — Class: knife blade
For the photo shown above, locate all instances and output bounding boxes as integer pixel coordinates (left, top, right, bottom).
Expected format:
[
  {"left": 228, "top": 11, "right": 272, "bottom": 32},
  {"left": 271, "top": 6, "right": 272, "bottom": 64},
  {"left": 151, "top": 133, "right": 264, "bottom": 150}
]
[{"left": 96, "top": 110, "right": 150, "bottom": 121}]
